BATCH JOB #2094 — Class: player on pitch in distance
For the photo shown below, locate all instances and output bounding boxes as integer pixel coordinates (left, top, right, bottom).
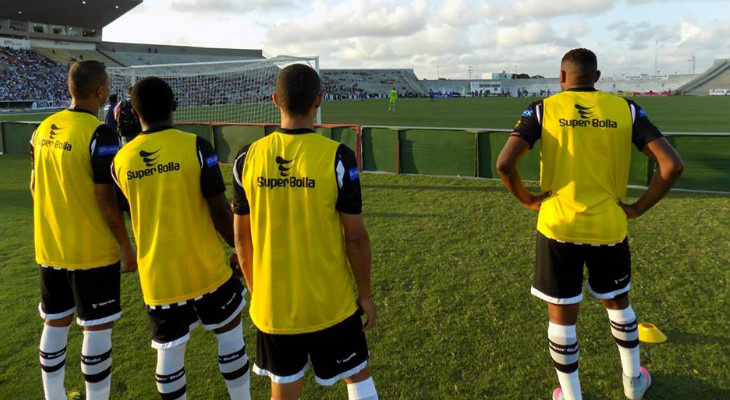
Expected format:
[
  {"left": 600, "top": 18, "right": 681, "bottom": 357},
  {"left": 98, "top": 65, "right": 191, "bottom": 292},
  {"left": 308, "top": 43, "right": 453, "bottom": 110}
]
[
  {"left": 31, "top": 60, "right": 136, "bottom": 400},
  {"left": 232, "top": 64, "right": 379, "bottom": 400},
  {"left": 496, "top": 48, "right": 683, "bottom": 400},
  {"left": 111, "top": 77, "right": 251, "bottom": 400}
]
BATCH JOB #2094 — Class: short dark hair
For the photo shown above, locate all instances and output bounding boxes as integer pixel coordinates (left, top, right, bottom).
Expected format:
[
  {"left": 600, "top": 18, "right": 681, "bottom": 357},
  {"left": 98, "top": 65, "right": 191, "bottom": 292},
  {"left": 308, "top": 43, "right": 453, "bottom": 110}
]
[
  {"left": 109, "top": 94, "right": 118, "bottom": 103},
  {"left": 561, "top": 48, "right": 598, "bottom": 80},
  {"left": 131, "top": 77, "right": 175, "bottom": 123},
  {"left": 68, "top": 60, "right": 107, "bottom": 99},
  {"left": 275, "top": 64, "right": 321, "bottom": 116}
]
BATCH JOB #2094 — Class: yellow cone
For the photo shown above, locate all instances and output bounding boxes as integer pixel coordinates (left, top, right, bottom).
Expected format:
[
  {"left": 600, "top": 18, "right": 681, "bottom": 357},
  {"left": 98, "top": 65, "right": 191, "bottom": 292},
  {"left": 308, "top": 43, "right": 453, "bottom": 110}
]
[{"left": 638, "top": 322, "right": 667, "bottom": 344}]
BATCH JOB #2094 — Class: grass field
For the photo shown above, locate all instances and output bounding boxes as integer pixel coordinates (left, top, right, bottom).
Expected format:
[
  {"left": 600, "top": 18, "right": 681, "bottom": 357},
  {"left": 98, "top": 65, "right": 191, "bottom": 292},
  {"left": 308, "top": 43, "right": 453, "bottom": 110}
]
[
  {"left": 2, "top": 96, "right": 729, "bottom": 132},
  {"left": 1, "top": 96, "right": 729, "bottom": 399}
]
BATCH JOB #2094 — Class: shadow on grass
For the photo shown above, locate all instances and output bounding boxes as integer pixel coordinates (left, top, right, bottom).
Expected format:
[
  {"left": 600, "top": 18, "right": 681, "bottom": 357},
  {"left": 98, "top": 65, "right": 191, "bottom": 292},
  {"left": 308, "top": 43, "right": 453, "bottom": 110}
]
[
  {"left": 363, "top": 184, "right": 505, "bottom": 193},
  {"left": 649, "top": 371, "right": 730, "bottom": 400},
  {"left": 659, "top": 329, "right": 730, "bottom": 346},
  {"left": 366, "top": 212, "right": 441, "bottom": 219}
]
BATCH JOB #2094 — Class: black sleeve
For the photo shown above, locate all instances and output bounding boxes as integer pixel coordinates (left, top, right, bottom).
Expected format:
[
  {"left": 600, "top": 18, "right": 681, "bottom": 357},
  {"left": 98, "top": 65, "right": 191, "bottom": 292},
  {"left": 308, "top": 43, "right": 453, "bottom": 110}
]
[
  {"left": 109, "top": 161, "right": 130, "bottom": 212},
  {"left": 196, "top": 136, "right": 226, "bottom": 198},
  {"left": 627, "top": 100, "right": 664, "bottom": 151},
  {"left": 232, "top": 145, "right": 251, "bottom": 215},
  {"left": 90, "top": 124, "right": 120, "bottom": 184},
  {"left": 335, "top": 144, "right": 362, "bottom": 214},
  {"left": 512, "top": 101, "right": 543, "bottom": 148}
]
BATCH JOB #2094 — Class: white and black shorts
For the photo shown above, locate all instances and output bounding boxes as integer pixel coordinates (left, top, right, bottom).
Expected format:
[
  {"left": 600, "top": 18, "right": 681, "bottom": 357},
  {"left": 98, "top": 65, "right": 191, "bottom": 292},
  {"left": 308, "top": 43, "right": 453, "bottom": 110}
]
[
  {"left": 38, "top": 262, "right": 122, "bottom": 326},
  {"left": 532, "top": 232, "right": 632, "bottom": 305},
  {"left": 146, "top": 277, "right": 246, "bottom": 349},
  {"left": 254, "top": 311, "right": 369, "bottom": 386}
]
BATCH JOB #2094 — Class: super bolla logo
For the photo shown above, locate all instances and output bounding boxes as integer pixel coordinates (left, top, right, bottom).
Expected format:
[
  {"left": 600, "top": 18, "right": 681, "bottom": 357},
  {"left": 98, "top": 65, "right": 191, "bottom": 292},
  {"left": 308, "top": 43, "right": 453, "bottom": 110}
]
[
  {"left": 258, "top": 155, "right": 316, "bottom": 189},
  {"left": 558, "top": 103, "right": 618, "bottom": 128},
  {"left": 126, "top": 148, "right": 181, "bottom": 180},
  {"left": 39, "top": 124, "right": 72, "bottom": 152}
]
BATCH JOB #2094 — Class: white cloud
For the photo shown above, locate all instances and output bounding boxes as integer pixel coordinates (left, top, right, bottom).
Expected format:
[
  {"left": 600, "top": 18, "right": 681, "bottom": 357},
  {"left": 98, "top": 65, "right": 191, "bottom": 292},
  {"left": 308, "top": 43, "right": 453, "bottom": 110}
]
[
  {"left": 503, "top": 0, "right": 616, "bottom": 19},
  {"left": 266, "top": 0, "right": 428, "bottom": 44},
  {"left": 495, "top": 21, "right": 578, "bottom": 48},
  {"left": 170, "top": 0, "right": 297, "bottom": 14}
]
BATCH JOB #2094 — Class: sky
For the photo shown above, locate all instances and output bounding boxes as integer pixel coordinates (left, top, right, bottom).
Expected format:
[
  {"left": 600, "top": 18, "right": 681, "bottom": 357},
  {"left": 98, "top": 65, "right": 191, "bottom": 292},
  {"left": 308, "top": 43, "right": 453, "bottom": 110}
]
[{"left": 104, "top": 0, "right": 730, "bottom": 79}]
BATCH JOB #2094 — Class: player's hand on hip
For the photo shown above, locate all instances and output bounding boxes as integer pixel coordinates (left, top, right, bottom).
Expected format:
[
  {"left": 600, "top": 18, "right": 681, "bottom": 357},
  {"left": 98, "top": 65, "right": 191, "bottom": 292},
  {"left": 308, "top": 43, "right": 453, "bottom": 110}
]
[
  {"left": 357, "top": 294, "right": 377, "bottom": 331},
  {"left": 618, "top": 200, "right": 643, "bottom": 219},
  {"left": 120, "top": 246, "right": 138, "bottom": 273},
  {"left": 524, "top": 191, "right": 551, "bottom": 211}
]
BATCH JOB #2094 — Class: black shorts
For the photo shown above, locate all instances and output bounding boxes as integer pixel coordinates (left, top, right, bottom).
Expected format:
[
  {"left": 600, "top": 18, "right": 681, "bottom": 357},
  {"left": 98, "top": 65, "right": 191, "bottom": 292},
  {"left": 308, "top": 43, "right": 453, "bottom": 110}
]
[
  {"left": 532, "top": 232, "right": 631, "bottom": 305},
  {"left": 253, "top": 311, "right": 369, "bottom": 386},
  {"left": 38, "top": 263, "right": 122, "bottom": 326},
  {"left": 147, "top": 277, "right": 246, "bottom": 349}
]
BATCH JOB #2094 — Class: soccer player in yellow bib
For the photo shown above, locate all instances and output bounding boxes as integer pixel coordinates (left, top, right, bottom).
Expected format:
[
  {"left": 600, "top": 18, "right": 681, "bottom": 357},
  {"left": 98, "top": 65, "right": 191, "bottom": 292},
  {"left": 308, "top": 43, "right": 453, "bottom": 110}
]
[
  {"left": 233, "top": 64, "right": 379, "bottom": 400},
  {"left": 496, "top": 49, "right": 684, "bottom": 400},
  {"left": 388, "top": 87, "right": 397, "bottom": 111},
  {"left": 31, "top": 60, "right": 136, "bottom": 400},
  {"left": 112, "top": 77, "right": 251, "bottom": 400}
]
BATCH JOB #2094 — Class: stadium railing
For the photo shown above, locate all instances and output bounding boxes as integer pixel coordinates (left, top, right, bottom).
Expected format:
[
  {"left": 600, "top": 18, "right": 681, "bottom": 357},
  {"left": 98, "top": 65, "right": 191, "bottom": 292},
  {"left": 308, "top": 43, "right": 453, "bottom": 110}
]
[{"left": 2, "top": 121, "right": 729, "bottom": 194}]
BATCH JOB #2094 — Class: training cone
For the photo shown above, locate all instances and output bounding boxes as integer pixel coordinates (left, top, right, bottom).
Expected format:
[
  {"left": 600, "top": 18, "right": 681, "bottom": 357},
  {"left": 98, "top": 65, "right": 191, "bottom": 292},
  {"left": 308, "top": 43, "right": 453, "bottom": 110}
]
[{"left": 638, "top": 322, "right": 667, "bottom": 343}]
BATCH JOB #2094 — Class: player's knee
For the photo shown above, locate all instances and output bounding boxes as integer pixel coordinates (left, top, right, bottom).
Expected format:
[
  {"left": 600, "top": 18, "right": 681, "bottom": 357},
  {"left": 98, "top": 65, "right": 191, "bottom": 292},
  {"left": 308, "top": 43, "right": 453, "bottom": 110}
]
[
  {"left": 45, "top": 314, "right": 74, "bottom": 327},
  {"left": 84, "top": 321, "right": 113, "bottom": 331},
  {"left": 343, "top": 366, "right": 371, "bottom": 384}
]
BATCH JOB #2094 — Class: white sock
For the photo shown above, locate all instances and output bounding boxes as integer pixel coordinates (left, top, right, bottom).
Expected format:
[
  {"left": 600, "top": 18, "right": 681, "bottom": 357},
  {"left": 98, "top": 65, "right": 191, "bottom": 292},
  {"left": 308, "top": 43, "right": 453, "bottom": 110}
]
[
  {"left": 81, "top": 329, "right": 113, "bottom": 400},
  {"left": 548, "top": 322, "right": 582, "bottom": 400},
  {"left": 215, "top": 322, "right": 250, "bottom": 400},
  {"left": 607, "top": 306, "right": 641, "bottom": 378},
  {"left": 40, "top": 324, "right": 70, "bottom": 400},
  {"left": 347, "top": 377, "right": 378, "bottom": 400},
  {"left": 156, "top": 344, "right": 187, "bottom": 400}
]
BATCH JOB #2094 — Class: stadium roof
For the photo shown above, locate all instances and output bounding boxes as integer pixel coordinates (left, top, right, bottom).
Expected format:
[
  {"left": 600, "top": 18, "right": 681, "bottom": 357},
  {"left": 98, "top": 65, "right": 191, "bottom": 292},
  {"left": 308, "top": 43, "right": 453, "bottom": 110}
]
[{"left": 0, "top": 0, "right": 142, "bottom": 30}]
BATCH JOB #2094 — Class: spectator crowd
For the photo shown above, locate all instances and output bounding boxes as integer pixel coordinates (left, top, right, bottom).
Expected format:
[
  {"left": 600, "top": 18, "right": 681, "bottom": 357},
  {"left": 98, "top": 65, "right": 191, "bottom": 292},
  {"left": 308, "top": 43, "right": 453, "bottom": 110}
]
[{"left": 0, "top": 47, "right": 67, "bottom": 101}]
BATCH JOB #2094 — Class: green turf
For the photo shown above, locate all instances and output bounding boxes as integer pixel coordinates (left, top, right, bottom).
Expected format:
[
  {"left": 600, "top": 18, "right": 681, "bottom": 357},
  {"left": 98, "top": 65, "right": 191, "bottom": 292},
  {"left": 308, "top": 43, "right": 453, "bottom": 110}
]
[
  {"left": 1, "top": 154, "right": 729, "bottom": 399},
  {"left": 2, "top": 96, "right": 729, "bottom": 132}
]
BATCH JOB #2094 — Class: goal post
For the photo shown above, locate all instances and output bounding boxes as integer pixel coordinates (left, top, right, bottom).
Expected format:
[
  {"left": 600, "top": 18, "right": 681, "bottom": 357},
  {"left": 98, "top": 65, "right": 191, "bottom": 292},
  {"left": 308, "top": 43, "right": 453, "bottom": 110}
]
[{"left": 107, "top": 55, "right": 320, "bottom": 124}]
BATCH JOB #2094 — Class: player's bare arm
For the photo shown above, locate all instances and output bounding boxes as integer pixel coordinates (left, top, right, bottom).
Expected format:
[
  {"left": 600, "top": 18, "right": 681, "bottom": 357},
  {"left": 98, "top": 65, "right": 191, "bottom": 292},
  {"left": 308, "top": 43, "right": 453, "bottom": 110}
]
[
  {"left": 496, "top": 136, "right": 551, "bottom": 210},
  {"left": 206, "top": 192, "right": 235, "bottom": 247},
  {"left": 233, "top": 214, "right": 253, "bottom": 294},
  {"left": 618, "top": 137, "right": 684, "bottom": 218},
  {"left": 95, "top": 183, "right": 137, "bottom": 273},
  {"left": 340, "top": 212, "right": 376, "bottom": 330}
]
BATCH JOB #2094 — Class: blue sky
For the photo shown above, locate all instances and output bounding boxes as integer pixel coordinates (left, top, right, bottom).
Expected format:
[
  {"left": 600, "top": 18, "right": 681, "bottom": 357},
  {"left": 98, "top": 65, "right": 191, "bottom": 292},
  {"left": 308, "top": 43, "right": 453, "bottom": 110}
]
[{"left": 104, "top": 0, "right": 730, "bottom": 79}]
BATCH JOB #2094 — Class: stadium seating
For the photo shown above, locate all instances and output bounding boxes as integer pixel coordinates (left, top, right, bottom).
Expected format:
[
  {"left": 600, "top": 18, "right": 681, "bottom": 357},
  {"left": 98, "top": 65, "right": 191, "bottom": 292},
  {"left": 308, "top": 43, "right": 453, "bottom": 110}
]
[
  {"left": 0, "top": 47, "right": 67, "bottom": 101},
  {"left": 321, "top": 69, "right": 426, "bottom": 99},
  {"left": 32, "top": 47, "right": 122, "bottom": 67},
  {"left": 97, "top": 42, "right": 263, "bottom": 66}
]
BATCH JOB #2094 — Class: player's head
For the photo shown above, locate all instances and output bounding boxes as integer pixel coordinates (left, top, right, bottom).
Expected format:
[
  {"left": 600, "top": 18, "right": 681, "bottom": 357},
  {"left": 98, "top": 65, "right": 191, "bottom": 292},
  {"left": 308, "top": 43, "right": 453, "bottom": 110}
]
[
  {"left": 68, "top": 60, "right": 109, "bottom": 107},
  {"left": 560, "top": 48, "right": 601, "bottom": 90},
  {"left": 131, "top": 77, "right": 176, "bottom": 126},
  {"left": 273, "top": 64, "right": 322, "bottom": 118},
  {"left": 109, "top": 94, "right": 118, "bottom": 103}
]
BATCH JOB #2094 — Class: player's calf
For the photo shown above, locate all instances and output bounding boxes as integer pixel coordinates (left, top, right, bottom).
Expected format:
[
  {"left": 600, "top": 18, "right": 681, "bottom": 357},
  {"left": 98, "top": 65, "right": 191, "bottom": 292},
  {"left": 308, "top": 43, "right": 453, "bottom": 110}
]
[
  {"left": 548, "top": 322, "right": 582, "bottom": 400},
  {"left": 40, "top": 323, "right": 71, "bottom": 400},
  {"left": 215, "top": 321, "right": 251, "bottom": 400},
  {"left": 81, "top": 328, "right": 113, "bottom": 400},
  {"left": 156, "top": 344, "right": 187, "bottom": 400}
]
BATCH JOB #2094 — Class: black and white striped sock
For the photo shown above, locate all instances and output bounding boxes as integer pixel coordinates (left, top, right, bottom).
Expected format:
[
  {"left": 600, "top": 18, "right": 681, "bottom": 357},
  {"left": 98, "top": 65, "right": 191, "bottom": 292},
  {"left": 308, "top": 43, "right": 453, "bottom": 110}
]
[
  {"left": 215, "top": 322, "right": 250, "bottom": 400},
  {"left": 548, "top": 322, "right": 582, "bottom": 400},
  {"left": 40, "top": 324, "right": 70, "bottom": 400},
  {"left": 81, "top": 329, "right": 113, "bottom": 400},
  {"left": 156, "top": 344, "right": 187, "bottom": 400},
  {"left": 607, "top": 306, "right": 640, "bottom": 378}
]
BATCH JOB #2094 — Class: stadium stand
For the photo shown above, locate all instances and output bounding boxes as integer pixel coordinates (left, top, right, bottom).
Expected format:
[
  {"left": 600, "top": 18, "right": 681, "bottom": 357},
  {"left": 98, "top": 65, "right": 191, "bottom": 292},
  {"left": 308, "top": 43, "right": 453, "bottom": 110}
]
[
  {"left": 33, "top": 47, "right": 122, "bottom": 67},
  {"left": 97, "top": 41, "right": 263, "bottom": 66},
  {"left": 676, "top": 59, "right": 730, "bottom": 95},
  {"left": 422, "top": 74, "right": 696, "bottom": 97},
  {"left": 0, "top": 47, "right": 67, "bottom": 101},
  {"left": 321, "top": 69, "right": 427, "bottom": 99}
]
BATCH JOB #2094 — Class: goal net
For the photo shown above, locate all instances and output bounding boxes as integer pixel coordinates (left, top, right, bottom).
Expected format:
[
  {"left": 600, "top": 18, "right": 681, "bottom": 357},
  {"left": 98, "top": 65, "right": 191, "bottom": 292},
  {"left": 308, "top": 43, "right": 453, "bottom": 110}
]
[{"left": 107, "top": 55, "right": 320, "bottom": 124}]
